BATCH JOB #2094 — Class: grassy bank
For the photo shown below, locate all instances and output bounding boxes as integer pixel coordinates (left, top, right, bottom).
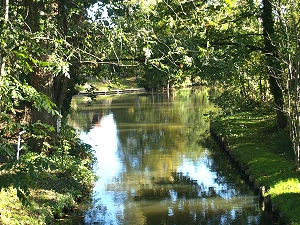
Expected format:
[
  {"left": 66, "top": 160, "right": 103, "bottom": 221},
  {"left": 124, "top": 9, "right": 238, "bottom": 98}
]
[
  {"left": 0, "top": 174, "right": 92, "bottom": 225},
  {"left": 210, "top": 111, "right": 300, "bottom": 225},
  {"left": 0, "top": 126, "right": 97, "bottom": 224},
  {"left": 0, "top": 184, "right": 80, "bottom": 224}
]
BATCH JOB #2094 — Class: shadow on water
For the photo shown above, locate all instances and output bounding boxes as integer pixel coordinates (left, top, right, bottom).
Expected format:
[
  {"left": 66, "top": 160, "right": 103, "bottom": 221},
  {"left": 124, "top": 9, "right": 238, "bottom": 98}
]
[{"left": 68, "top": 88, "right": 276, "bottom": 225}]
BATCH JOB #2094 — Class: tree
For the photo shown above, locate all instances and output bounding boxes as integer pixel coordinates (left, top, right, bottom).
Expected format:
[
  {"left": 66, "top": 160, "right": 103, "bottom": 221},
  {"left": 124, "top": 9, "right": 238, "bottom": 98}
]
[
  {"left": 114, "top": 0, "right": 288, "bottom": 128},
  {"left": 0, "top": 0, "right": 9, "bottom": 112},
  {"left": 0, "top": 0, "right": 99, "bottom": 206},
  {"left": 262, "top": 0, "right": 287, "bottom": 129},
  {"left": 1, "top": 0, "right": 298, "bottom": 167},
  {"left": 22, "top": 0, "right": 95, "bottom": 126},
  {"left": 273, "top": 0, "right": 300, "bottom": 168}
]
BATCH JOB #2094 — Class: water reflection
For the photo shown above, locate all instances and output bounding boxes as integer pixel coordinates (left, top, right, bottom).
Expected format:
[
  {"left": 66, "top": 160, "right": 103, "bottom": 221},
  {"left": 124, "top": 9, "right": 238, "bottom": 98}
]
[{"left": 69, "top": 88, "right": 271, "bottom": 225}]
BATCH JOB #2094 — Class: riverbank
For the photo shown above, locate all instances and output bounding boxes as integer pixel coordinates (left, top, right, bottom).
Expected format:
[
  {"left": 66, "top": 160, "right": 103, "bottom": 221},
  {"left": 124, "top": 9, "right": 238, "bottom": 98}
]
[
  {"left": 0, "top": 77, "right": 139, "bottom": 224},
  {"left": 210, "top": 111, "right": 300, "bottom": 225},
  {"left": 0, "top": 127, "right": 97, "bottom": 224}
]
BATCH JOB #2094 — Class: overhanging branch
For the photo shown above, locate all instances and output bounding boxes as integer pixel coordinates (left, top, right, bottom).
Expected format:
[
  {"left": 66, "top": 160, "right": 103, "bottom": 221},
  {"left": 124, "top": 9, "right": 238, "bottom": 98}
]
[{"left": 71, "top": 58, "right": 144, "bottom": 67}]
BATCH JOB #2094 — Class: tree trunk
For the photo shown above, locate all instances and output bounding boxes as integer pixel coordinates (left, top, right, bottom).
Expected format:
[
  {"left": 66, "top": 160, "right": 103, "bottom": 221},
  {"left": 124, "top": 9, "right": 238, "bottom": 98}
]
[
  {"left": 54, "top": 0, "right": 69, "bottom": 113},
  {"left": 262, "top": 0, "right": 287, "bottom": 129},
  {"left": 0, "top": 0, "right": 9, "bottom": 112},
  {"left": 289, "top": 24, "right": 300, "bottom": 169},
  {"left": 25, "top": 0, "right": 56, "bottom": 126},
  {"left": 30, "top": 55, "right": 56, "bottom": 126},
  {"left": 26, "top": 0, "right": 70, "bottom": 126},
  {"left": 54, "top": 75, "right": 69, "bottom": 111}
]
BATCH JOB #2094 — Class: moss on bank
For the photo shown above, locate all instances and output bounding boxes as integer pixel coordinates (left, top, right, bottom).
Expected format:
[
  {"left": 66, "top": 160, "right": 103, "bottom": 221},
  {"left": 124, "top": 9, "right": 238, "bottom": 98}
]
[{"left": 210, "top": 111, "right": 300, "bottom": 225}]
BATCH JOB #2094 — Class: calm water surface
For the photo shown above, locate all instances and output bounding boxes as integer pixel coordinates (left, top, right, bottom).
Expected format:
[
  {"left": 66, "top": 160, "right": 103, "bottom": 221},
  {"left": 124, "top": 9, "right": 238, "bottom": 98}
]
[{"left": 69, "top": 88, "right": 273, "bottom": 225}]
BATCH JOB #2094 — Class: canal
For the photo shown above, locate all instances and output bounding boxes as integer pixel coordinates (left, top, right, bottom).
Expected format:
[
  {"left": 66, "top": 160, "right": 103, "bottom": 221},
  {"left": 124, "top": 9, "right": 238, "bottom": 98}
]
[{"left": 68, "top": 87, "right": 273, "bottom": 225}]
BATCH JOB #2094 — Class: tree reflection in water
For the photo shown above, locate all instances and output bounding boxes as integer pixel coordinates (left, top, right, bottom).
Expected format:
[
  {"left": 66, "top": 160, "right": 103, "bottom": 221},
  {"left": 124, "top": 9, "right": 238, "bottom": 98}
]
[{"left": 69, "top": 88, "right": 272, "bottom": 225}]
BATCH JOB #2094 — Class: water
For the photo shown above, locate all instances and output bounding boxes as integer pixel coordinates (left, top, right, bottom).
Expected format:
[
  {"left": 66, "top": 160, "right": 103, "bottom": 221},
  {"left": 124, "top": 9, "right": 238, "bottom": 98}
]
[{"left": 68, "top": 88, "right": 273, "bottom": 225}]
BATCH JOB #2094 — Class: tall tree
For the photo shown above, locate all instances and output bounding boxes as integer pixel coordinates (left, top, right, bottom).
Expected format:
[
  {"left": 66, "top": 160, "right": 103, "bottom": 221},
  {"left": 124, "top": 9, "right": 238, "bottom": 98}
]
[
  {"left": 0, "top": 0, "right": 99, "bottom": 205},
  {"left": 273, "top": 0, "right": 300, "bottom": 168},
  {"left": 262, "top": 0, "right": 287, "bottom": 129},
  {"left": 0, "top": 0, "right": 9, "bottom": 110},
  {"left": 0, "top": 0, "right": 9, "bottom": 73},
  {"left": 20, "top": 0, "right": 98, "bottom": 126}
]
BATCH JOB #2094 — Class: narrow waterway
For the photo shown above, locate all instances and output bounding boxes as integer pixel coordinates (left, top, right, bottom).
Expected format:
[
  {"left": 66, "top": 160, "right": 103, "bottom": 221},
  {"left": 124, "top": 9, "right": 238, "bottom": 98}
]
[{"left": 68, "top": 88, "right": 273, "bottom": 225}]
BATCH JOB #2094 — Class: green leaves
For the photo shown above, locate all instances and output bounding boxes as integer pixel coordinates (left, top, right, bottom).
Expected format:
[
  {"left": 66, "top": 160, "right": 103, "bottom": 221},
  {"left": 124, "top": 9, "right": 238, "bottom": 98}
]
[{"left": 0, "top": 0, "right": 101, "bottom": 213}]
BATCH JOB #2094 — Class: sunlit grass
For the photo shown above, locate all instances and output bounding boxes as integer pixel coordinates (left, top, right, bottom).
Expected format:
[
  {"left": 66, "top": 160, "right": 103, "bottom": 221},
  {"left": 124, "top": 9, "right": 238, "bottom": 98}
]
[
  {"left": 0, "top": 188, "right": 51, "bottom": 225},
  {"left": 268, "top": 178, "right": 300, "bottom": 196},
  {"left": 0, "top": 183, "right": 81, "bottom": 224},
  {"left": 211, "top": 111, "right": 300, "bottom": 224},
  {"left": 269, "top": 179, "right": 300, "bottom": 223},
  {"left": 0, "top": 136, "right": 96, "bottom": 224}
]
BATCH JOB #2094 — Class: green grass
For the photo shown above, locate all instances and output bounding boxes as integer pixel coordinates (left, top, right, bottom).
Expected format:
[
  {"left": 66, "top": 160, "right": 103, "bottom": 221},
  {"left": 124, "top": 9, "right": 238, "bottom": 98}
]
[
  {"left": 0, "top": 188, "right": 52, "bottom": 224},
  {"left": 0, "top": 126, "right": 96, "bottom": 224},
  {"left": 211, "top": 111, "right": 300, "bottom": 225},
  {"left": 0, "top": 172, "right": 92, "bottom": 224}
]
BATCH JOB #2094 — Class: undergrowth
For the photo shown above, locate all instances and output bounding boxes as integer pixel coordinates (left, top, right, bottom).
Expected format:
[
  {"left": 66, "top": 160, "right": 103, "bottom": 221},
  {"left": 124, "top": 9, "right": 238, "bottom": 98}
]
[{"left": 0, "top": 125, "right": 97, "bottom": 224}]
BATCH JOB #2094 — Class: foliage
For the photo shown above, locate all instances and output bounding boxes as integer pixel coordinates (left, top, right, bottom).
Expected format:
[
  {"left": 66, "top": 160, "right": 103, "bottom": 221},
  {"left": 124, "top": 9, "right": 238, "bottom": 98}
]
[
  {"left": 1, "top": 0, "right": 300, "bottom": 221},
  {"left": 105, "top": 0, "right": 300, "bottom": 166},
  {"left": 212, "top": 87, "right": 261, "bottom": 114},
  {"left": 102, "top": 0, "right": 265, "bottom": 91},
  {"left": 1, "top": 0, "right": 98, "bottom": 208},
  {"left": 0, "top": 123, "right": 96, "bottom": 223},
  {"left": 271, "top": 0, "right": 300, "bottom": 167}
]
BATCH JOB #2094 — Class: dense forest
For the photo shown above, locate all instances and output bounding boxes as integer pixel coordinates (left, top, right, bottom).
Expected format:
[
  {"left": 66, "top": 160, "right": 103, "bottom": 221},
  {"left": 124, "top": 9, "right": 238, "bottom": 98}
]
[{"left": 0, "top": 0, "right": 299, "bottom": 218}]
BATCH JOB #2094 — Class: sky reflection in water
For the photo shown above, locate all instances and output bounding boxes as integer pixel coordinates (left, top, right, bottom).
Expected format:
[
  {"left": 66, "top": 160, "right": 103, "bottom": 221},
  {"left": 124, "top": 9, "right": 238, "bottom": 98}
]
[{"left": 70, "top": 91, "right": 271, "bottom": 225}]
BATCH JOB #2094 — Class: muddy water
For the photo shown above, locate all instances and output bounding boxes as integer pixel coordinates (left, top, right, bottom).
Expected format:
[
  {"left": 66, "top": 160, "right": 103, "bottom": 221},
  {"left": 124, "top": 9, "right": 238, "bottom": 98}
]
[{"left": 69, "top": 88, "right": 273, "bottom": 225}]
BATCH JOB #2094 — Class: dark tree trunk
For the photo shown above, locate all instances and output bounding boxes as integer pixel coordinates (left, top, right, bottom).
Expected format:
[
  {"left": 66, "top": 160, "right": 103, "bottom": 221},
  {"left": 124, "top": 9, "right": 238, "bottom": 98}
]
[
  {"left": 54, "top": 0, "right": 69, "bottom": 113},
  {"left": 30, "top": 55, "right": 56, "bottom": 126},
  {"left": 54, "top": 75, "right": 68, "bottom": 111},
  {"left": 262, "top": 0, "right": 287, "bottom": 129},
  {"left": 25, "top": 0, "right": 60, "bottom": 151},
  {"left": 26, "top": 0, "right": 69, "bottom": 126},
  {"left": 24, "top": 0, "right": 55, "bottom": 126}
]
